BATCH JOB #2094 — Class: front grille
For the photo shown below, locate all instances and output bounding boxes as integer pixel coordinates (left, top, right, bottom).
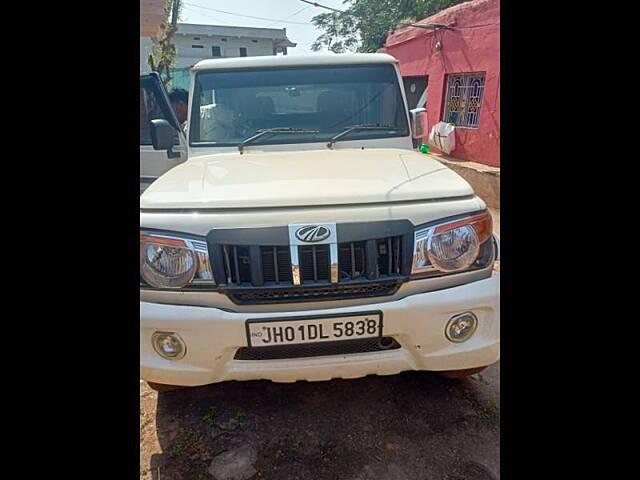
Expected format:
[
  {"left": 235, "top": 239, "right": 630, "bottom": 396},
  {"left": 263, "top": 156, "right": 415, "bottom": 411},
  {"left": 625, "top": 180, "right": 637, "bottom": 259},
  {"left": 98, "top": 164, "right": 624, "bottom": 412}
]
[
  {"left": 207, "top": 221, "right": 413, "bottom": 304},
  {"left": 233, "top": 337, "right": 401, "bottom": 360},
  {"left": 228, "top": 280, "right": 401, "bottom": 304},
  {"left": 221, "top": 236, "right": 403, "bottom": 286}
]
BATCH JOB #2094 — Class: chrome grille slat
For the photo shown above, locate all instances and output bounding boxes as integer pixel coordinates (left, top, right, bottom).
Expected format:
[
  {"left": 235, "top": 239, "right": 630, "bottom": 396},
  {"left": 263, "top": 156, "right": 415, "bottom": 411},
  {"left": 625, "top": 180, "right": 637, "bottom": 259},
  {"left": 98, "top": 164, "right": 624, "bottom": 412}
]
[
  {"left": 350, "top": 243, "right": 356, "bottom": 279},
  {"left": 232, "top": 246, "right": 240, "bottom": 285},
  {"left": 272, "top": 246, "right": 279, "bottom": 283},
  {"left": 223, "top": 245, "right": 233, "bottom": 284},
  {"left": 312, "top": 246, "right": 318, "bottom": 282}
]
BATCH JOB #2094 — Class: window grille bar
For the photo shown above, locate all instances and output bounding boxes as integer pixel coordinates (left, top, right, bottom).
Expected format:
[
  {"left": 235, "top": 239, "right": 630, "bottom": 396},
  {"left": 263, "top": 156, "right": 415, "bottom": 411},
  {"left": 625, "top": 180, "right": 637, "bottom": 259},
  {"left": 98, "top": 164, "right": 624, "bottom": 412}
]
[{"left": 443, "top": 73, "right": 485, "bottom": 128}]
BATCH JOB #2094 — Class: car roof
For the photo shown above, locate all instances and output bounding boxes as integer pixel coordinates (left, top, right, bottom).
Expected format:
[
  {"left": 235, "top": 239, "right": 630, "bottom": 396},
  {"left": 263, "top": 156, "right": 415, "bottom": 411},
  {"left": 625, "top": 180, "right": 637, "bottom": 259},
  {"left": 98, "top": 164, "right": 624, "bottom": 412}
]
[{"left": 192, "top": 53, "right": 398, "bottom": 71}]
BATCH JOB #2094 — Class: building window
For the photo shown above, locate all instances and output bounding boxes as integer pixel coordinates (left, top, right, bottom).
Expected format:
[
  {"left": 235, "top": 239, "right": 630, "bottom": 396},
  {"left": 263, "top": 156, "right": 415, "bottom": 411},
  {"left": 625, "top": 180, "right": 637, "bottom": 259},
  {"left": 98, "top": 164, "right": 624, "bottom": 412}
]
[
  {"left": 221, "top": 38, "right": 227, "bottom": 42},
  {"left": 251, "top": 39, "right": 258, "bottom": 43},
  {"left": 212, "top": 46, "right": 221, "bottom": 57},
  {"left": 192, "top": 44, "right": 204, "bottom": 49},
  {"left": 442, "top": 73, "right": 485, "bottom": 128},
  {"left": 240, "top": 47, "right": 247, "bottom": 57},
  {"left": 193, "top": 37, "right": 201, "bottom": 40}
]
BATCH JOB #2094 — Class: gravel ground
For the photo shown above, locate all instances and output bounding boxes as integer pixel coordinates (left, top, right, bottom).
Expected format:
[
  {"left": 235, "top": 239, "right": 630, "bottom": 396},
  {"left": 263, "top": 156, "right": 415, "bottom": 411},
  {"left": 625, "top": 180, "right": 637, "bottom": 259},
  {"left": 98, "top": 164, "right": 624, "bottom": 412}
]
[{"left": 140, "top": 210, "right": 501, "bottom": 480}]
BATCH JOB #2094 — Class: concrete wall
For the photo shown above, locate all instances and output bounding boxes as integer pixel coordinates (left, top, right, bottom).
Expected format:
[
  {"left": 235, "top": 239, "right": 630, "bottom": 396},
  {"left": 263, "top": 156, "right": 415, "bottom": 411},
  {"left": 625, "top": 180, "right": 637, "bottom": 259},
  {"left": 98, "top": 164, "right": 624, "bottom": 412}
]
[{"left": 385, "top": 0, "right": 500, "bottom": 167}]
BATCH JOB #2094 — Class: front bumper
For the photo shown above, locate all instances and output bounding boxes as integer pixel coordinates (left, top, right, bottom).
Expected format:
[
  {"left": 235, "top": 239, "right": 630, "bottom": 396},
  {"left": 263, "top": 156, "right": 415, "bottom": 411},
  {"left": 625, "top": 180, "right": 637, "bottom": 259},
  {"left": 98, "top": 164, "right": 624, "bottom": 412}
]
[{"left": 140, "top": 273, "right": 499, "bottom": 386}]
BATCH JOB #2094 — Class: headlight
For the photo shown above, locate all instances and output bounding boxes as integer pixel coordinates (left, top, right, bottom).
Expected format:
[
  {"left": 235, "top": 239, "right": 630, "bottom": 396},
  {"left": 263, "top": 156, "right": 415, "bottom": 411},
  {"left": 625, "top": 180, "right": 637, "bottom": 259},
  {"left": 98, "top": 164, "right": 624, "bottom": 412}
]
[
  {"left": 412, "top": 212, "right": 493, "bottom": 276},
  {"left": 140, "top": 232, "right": 214, "bottom": 289}
]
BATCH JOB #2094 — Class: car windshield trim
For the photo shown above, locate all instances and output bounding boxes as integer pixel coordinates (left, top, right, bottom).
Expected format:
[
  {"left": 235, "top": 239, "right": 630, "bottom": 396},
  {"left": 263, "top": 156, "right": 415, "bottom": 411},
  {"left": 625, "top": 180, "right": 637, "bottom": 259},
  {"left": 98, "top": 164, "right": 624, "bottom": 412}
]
[
  {"left": 189, "top": 64, "right": 409, "bottom": 148},
  {"left": 190, "top": 132, "right": 409, "bottom": 149}
]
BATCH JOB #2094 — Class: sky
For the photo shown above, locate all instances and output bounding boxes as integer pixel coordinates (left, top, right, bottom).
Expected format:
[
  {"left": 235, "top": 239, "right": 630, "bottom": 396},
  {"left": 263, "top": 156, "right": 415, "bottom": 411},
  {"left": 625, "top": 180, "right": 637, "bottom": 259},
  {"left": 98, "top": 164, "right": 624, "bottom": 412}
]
[{"left": 179, "top": 0, "right": 349, "bottom": 55}]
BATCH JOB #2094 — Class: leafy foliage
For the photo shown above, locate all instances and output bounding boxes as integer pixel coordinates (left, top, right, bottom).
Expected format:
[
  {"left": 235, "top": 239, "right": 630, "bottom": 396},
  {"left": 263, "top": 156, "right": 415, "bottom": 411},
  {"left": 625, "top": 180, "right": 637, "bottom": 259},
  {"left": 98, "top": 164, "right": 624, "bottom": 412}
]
[
  {"left": 311, "top": 0, "right": 467, "bottom": 53},
  {"left": 202, "top": 405, "right": 218, "bottom": 426},
  {"left": 147, "top": 0, "right": 182, "bottom": 85},
  {"left": 311, "top": 11, "right": 358, "bottom": 53}
]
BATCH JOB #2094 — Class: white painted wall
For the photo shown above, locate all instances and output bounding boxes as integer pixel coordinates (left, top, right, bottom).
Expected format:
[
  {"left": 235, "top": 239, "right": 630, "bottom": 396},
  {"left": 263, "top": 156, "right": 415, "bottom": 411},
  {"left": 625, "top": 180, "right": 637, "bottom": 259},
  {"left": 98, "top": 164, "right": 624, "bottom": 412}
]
[
  {"left": 173, "top": 34, "right": 275, "bottom": 68},
  {"left": 141, "top": 24, "right": 294, "bottom": 73},
  {"left": 140, "top": 36, "right": 154, "bottom": 74}
]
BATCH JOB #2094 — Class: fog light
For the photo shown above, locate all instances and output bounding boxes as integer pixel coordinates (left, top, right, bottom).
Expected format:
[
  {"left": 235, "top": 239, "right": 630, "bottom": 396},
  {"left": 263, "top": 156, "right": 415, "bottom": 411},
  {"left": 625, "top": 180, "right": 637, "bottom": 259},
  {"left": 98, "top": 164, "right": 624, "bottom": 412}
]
[
  {"left": 445, "top": 312, "right": 478, "bottom": 343},
  {"left": 152, "top": 332, "right": 186, "bottom": 360}
]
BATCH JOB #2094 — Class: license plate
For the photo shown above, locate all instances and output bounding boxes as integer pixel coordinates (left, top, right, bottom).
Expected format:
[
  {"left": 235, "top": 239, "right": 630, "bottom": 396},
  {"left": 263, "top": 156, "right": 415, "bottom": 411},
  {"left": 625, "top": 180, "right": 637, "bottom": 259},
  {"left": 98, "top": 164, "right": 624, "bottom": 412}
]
[{"left": 246, "top": 311, "right": 383, "bottom": 347}]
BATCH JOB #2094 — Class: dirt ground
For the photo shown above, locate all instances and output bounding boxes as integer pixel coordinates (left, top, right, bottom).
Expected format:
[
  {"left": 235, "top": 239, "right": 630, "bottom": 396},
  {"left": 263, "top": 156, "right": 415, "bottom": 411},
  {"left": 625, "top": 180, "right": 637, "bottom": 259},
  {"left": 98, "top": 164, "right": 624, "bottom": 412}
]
[
  {"left": 140, "top": 365, "right": 499, "bottom": 480},
  {"left": 140, "top": 210, "right": 500, "bottom": 480}
]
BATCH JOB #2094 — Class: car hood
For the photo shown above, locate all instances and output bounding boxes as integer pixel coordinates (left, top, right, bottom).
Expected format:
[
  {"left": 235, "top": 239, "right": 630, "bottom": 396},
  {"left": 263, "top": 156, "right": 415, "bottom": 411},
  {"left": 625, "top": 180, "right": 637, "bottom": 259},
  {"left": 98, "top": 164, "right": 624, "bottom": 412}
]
[{"left": 140, "top": 148, "right": 474, "bottom": 209}]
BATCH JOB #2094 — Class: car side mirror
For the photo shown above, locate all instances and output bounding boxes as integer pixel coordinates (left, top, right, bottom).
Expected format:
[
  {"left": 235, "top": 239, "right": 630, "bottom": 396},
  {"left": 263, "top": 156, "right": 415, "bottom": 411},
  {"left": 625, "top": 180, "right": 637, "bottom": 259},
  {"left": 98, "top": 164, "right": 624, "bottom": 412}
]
[
  {"left": 410, "top": 107, "right": 427, "bottom": 139},
  {"left": 150, "top": 119, "right": 180, "bottom": 158}
]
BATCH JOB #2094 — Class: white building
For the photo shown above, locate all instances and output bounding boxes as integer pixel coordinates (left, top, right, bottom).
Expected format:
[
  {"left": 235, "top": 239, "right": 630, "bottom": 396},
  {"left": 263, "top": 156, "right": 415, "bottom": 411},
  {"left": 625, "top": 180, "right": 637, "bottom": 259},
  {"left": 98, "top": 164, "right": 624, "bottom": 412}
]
[{"left": 141, "top": 23, "right": 297, "bottom": 73}]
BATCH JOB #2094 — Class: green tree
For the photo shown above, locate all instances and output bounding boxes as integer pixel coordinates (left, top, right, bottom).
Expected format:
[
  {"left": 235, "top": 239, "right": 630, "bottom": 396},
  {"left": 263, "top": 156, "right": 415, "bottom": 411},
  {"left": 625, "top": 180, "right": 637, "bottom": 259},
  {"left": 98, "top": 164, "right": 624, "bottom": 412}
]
[
  {"left": 311, "top": 0, "right": 467, "bottom": 53},
  {"left": 147, "top": 0, "right": 182, "bottom": 85}
]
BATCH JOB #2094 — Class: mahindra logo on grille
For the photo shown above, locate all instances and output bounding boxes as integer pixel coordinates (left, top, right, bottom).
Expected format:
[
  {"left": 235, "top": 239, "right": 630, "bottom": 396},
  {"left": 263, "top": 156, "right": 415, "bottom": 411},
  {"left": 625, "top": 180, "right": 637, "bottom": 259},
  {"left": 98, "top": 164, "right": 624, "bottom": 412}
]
[{"left": 295, "top": 225, "right": 331, "bottom": 243}]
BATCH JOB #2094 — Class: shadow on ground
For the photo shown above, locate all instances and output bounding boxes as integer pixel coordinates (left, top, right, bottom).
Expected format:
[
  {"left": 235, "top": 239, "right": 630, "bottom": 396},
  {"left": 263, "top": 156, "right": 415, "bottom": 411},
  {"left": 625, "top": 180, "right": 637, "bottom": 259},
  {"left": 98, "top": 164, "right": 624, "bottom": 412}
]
[{"left": 143, "top": 364, "right": 499, "bottom": 480}]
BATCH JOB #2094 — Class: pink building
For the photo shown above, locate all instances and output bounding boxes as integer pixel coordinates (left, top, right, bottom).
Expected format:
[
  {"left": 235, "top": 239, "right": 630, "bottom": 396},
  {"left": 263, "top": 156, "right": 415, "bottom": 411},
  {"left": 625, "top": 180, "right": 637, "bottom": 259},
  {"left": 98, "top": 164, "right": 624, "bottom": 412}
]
[{"left": 385, "top": 0, "right": 500, "bottom": 167}]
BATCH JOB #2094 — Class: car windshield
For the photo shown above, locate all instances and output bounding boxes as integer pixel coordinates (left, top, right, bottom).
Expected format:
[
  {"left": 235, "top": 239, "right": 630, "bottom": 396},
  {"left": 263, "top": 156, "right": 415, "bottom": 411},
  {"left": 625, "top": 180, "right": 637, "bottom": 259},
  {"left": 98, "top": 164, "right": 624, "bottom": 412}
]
[{"left": 189, "top": 64, "right": 409, "bottom": 147}]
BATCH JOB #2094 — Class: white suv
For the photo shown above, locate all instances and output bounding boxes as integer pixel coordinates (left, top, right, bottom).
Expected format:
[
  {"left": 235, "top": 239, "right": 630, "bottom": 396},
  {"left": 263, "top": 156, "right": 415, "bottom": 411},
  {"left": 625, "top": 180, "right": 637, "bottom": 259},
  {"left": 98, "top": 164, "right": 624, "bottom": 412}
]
[{"left": 140, "top": 53, "right": 499, "bottom": 390}]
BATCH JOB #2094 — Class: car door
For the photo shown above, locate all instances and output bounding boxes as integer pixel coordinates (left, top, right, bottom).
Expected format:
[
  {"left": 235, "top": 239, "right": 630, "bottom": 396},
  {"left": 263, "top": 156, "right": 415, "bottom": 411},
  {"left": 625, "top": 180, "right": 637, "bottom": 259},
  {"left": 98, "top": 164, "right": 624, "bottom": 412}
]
[{"left": 140, "top": 73, "right": 187, "bottom": 193}]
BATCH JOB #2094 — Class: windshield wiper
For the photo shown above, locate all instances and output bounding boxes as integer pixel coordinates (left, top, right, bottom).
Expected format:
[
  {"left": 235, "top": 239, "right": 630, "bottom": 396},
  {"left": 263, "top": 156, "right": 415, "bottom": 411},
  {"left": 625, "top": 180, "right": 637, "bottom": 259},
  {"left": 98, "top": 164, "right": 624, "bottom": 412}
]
[
  {"left": 326, "top": 124, "right": 399, "bottom": 149},
  {"left": 237, "top": 128, "right": 319, "bottom": 153}
]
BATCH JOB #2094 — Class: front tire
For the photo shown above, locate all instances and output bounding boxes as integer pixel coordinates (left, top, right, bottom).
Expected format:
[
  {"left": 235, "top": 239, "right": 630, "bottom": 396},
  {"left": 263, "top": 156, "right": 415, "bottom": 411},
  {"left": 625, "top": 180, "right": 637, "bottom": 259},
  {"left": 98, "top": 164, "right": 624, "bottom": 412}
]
[{"left": 438, "top": 366, "right": 487, "bottom": 379}]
